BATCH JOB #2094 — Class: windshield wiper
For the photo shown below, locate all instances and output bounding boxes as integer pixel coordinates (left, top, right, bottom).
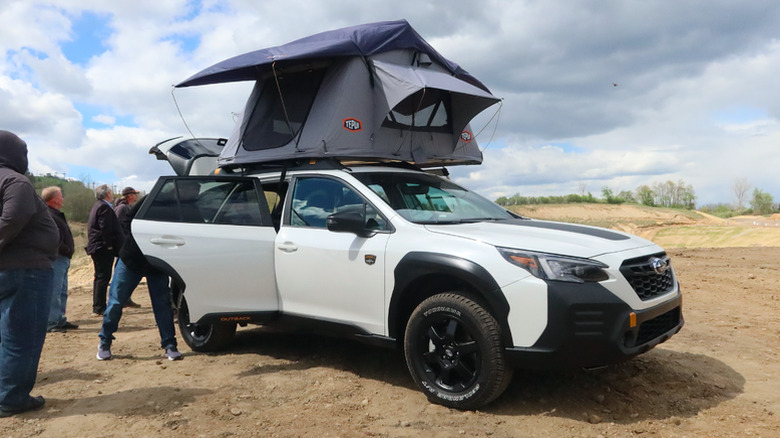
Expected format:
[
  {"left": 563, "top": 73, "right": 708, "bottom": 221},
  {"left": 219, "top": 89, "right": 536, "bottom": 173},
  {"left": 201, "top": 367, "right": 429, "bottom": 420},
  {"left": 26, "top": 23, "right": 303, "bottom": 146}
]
[{"left": 457, "top": 217, "right": 507, "bottom": 223}]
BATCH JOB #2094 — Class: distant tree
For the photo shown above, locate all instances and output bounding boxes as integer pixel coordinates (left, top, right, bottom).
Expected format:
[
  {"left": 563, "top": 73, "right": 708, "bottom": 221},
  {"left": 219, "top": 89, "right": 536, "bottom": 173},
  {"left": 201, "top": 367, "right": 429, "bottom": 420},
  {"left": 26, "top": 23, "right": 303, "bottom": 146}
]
[
  {"left": 601, "top": 187, "right": 624, "bottom": 204},
  {"left": 617, "top": 190, "right": 636, "bottom": 203},
  {"left": 733, "top": 178, "right": 750, "bottom": 209},
  {"left": 750, "top": 188, "right": 775, "bottom": 215},
  {"left": 649, "top": 180, "right": 695, "bottom": 209},
  {"left": 636, "top": 185, "right": 655, "bottom": 206}
]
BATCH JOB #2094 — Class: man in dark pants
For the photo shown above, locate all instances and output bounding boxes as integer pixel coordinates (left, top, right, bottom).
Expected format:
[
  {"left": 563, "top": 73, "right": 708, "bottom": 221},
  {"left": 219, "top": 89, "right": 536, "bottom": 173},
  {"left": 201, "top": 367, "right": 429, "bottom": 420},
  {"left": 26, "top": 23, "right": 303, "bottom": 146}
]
[
  {"left": 97, "top": 196, "right": 183, "bottom": 361},
  {"left": 86, "top": 184, "right": 120, "bottom": 316},
  {"left": 41, "top": 186, "right": 78, "bottom": 332},
  {"left": 0, "top": 130, "right": 59, "bottom": 417},
  {"left": 113, "top": 186, "right": 141, "bottom": 309}
]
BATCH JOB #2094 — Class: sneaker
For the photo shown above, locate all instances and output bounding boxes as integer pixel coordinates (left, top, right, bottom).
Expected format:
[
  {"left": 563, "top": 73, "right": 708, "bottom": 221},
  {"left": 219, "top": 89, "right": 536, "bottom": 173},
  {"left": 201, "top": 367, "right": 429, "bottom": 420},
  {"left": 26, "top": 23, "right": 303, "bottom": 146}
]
[
  {"left": 124, "top": 299, "right": 141, "bottom": 308},
  {"left": 164, "top": 347, "right": 183, "bottom": 361},
  {"left": 47, "top": 326, "right": 66, "bottom": 333},
  {"left": 60, "top": 321, "right": 79, "bottom": 329},
  {"left": 96, "top": 345, "right": 112, "bottom": 361}
]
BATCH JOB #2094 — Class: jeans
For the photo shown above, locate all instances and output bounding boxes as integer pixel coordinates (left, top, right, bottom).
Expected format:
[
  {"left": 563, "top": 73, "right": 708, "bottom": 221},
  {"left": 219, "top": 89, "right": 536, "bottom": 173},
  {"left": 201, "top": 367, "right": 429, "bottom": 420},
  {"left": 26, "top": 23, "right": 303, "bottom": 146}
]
[
  {"left": 98, "top": 260, "right": 177, "bottom": 350},
  {"left": 47, "top": 256, "right": 71, "bottom": 329},
  {"left": 0, "top": 268, "right": 53, "bottom": 409},
  {"left": 91, "top": 247, "right": 114, "bottom": 314}
]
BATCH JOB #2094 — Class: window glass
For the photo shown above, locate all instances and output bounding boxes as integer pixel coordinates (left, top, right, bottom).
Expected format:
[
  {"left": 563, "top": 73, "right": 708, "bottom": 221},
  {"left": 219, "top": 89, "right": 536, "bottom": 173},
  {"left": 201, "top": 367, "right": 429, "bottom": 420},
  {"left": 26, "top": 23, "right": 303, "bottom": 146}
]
[
  {"left": 144, "top": 179, "right": 265, "bottom": 226},
  {"left": 290, "top": 177, "right": 387, "bottom": 231},
  {"left": 354, "top": 172, "right": 515, "bottom": 224}
]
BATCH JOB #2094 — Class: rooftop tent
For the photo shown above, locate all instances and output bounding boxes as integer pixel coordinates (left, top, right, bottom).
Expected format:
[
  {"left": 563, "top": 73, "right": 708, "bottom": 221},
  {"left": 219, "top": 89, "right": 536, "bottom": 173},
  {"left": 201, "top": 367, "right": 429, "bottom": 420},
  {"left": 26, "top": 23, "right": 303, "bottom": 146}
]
[{"left": 175, "top": 20, "right": 500, "bottom": 168}]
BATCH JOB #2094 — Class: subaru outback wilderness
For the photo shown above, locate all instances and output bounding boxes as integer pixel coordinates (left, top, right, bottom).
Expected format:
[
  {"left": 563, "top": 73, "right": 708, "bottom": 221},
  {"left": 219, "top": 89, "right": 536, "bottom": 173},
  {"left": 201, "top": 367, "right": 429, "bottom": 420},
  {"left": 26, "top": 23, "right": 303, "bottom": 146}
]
[{"left": 135, "top": 145, "right": 683, "bottom": 409}]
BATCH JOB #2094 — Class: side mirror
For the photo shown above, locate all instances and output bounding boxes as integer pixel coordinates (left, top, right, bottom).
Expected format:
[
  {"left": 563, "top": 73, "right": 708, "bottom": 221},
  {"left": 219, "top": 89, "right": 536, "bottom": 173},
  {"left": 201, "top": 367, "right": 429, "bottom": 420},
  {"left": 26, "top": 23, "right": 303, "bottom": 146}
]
[{"left": 326, "top": 210, "right": 376, "bottom": 238}]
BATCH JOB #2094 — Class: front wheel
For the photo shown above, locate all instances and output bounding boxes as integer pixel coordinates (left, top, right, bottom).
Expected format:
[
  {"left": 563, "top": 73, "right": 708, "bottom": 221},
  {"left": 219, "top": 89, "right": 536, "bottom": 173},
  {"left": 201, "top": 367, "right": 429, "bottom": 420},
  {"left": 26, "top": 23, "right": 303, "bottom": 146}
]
[
  {"left": 404, "top": 293, "right": 513, "bottom": 410},
  {"left": 178, "top": 297, "right": 237, "bottom": 352}
]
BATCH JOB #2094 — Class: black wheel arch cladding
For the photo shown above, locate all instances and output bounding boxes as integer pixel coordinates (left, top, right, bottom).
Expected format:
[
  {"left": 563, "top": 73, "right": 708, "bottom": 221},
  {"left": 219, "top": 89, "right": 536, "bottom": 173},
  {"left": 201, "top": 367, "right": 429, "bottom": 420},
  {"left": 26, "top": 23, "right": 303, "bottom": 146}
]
[{"left": 389, "top": 251, "right": 513, "bottom": 346}]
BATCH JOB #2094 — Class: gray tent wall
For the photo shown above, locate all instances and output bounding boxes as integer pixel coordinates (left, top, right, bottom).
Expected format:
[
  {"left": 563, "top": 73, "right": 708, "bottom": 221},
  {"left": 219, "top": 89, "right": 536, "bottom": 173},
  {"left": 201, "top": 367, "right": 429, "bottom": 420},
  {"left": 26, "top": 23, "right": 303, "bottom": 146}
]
[{"left": 219, "top": 48, "right": 499, "bottom": 168}]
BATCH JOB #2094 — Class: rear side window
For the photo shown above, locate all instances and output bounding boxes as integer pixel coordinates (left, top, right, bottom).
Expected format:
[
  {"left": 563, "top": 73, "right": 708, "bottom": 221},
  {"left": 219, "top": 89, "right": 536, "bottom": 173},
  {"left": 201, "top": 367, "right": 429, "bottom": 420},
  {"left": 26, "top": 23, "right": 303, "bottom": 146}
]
[{"left": 141, "top": 178, "right": 269, "bottom": 226}]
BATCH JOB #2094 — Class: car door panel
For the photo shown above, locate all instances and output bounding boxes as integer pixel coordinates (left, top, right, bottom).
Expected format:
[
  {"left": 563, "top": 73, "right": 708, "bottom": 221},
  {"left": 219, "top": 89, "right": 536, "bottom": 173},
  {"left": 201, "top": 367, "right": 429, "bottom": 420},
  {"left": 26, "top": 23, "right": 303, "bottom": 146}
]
[
  {"left": 134, "top": 177, "right": 278, "bottom": 322},
  {"left": 274, "top": 175, "right": 389, "bottom": 335}
]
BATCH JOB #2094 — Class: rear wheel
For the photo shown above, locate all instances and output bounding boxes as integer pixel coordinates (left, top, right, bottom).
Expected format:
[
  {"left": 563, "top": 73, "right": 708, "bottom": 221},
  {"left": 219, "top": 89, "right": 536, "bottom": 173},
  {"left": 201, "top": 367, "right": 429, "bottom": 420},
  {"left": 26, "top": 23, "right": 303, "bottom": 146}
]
[
  {"left": 404, "top": 293, "right": 512, "bottom": 410},
  {"left": 178, "top": 297, "right": 237, "bottom": 352}
]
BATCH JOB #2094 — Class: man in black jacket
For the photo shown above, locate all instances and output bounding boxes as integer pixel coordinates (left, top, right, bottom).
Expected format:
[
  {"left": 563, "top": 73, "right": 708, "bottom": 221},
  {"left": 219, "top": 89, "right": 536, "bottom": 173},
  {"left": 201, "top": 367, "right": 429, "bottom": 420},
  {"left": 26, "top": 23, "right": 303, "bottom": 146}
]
[
  {"left": 113, "top": 186, "right": 141, "bottom": 309},
  {"left": 0, "top": 130, "right": 59, "bottom": 417},
  {"left": 85, "top": 184, "right": 120, "bottom": 315},
  {"left": 97, "top": 196, "right": 183, "bottom": 361},
  {"left": 41, "top": 186, "right": 78, "bottom": 332}
]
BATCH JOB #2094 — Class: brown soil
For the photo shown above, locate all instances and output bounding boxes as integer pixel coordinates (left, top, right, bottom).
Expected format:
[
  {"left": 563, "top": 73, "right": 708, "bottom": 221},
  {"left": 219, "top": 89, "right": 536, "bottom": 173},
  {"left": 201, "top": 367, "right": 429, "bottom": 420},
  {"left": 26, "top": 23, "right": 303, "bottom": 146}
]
[{"left": 2, "top": 214, "right": 779, "bottom": 437}]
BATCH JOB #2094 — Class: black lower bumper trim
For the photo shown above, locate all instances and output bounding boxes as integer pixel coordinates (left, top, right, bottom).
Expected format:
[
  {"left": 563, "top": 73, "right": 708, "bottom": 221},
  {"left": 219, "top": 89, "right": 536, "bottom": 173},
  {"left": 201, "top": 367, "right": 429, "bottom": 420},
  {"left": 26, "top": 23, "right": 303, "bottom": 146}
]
[{"left": 505, "top": 282, "right": 684, "bottom": 370}]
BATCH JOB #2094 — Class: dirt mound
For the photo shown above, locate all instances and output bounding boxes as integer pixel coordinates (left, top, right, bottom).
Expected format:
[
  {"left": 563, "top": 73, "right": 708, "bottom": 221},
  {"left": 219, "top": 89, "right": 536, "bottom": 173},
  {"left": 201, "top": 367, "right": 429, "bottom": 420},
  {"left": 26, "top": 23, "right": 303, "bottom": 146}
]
[{"left": 509, "top": 204, "right": 779, "bottom": 247}]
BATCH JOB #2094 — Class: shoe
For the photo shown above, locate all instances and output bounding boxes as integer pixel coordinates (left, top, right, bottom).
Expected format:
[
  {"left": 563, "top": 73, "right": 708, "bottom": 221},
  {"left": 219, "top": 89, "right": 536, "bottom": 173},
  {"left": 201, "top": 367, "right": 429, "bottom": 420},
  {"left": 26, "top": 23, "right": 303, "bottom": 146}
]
[
  {"left": 96, "top": 345, "right": 112, "bottom": 361},
  {"left": 47, "top": 327, "right": 66, "bottom": 333},
  {"left": 0, "top": 395, "right": 45, "bottom": 418},
  {"left": 60, "top": 321, "right": 79, "bottom": 329},
  {"left": 164, "top": 347, "right": 183, "bottom": 361},
  {"left": 124, "top": 299, "right": 141, "bottom": 308}
]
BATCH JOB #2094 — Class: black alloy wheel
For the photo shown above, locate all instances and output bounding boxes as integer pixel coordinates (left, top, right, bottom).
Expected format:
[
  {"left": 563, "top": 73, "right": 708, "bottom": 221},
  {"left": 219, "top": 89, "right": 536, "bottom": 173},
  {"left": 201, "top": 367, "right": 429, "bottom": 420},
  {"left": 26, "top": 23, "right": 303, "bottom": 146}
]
[{"left": 404, "top": 293, "right": 512, "bottom": 409}]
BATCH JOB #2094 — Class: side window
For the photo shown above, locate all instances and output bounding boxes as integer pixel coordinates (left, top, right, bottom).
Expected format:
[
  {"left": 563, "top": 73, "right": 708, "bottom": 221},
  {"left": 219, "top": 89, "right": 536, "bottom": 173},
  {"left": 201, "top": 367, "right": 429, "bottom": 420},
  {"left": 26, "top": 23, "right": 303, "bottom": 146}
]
[
  {"left": 212, "top": 181, "right": 264, "bottom": 226},
  {"left": 143, "top": 178, "right": 268, "bottom": 226},
  {"left": 291, "top": 177, "right": 341, "bottom": 228},
  {"left": 289, "top": 177, "right": 388, "bottom": 231}
]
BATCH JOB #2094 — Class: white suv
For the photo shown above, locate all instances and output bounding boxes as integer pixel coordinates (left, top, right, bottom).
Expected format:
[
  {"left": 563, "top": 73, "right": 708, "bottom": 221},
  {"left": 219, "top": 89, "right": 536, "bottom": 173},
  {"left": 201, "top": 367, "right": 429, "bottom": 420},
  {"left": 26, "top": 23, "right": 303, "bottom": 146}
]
[{"left": 133, "top": 158, "right": 683, "bottom": 409}]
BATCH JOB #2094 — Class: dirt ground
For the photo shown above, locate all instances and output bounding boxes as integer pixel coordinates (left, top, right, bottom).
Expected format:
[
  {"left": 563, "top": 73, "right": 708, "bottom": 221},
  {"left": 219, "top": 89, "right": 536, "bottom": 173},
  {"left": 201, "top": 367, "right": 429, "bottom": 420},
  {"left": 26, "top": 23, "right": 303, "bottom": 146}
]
[{"left": 1, "top": 217, "right": 779, "bottom": 437}]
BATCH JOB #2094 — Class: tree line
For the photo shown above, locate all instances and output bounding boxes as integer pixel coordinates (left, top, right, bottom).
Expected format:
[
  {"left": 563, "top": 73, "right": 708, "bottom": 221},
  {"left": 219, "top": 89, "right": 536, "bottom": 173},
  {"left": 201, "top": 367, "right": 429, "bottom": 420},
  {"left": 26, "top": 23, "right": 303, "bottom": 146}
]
[
  {"left": 496, "top": 178, "right": 778, "bottom": 216},
  {"left": 700, "top": 178, "right": 777, "bottom": 217},
  {"left": 28, "top": 174, "right": 112, "bottom": 223},
  {"left": 496, "top": 179, "right": 697, "bottom": 210}
]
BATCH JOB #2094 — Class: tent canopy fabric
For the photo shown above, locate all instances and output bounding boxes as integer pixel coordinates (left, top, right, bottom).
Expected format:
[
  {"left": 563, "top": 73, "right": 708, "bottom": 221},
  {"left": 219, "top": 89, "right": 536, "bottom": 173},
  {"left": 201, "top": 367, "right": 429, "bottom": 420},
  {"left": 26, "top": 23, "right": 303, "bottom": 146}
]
[
  {"left": 176, "top": 20, "right": 500, "bottom": 168},
  {"left": 175, "top": 20, "right": 490, "bottom": 93}
]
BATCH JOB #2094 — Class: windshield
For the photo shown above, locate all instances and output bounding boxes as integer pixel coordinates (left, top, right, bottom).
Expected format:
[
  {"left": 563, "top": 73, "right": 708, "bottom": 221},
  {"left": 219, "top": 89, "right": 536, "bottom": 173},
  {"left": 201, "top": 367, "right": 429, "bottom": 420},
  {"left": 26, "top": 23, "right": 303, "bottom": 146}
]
[{"left": 353, "top": 171, "right": 517, "bottom": 224}]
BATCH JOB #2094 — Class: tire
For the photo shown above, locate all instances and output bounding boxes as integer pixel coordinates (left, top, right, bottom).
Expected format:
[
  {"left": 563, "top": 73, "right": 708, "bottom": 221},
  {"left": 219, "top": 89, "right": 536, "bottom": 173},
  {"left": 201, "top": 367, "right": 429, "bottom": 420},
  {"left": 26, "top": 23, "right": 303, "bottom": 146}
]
[
  {"left": 404, "top": 293, "right": 513, "bottom": 410},
  {"left": 178, "top": 297, "right": 237, "bottom": 352}
]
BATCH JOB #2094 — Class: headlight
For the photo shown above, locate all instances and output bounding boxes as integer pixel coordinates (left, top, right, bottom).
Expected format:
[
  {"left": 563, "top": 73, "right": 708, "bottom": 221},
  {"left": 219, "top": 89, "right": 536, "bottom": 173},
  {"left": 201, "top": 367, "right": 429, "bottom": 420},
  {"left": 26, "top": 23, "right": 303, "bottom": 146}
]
[{"left": 498, "top": 247, "right": 609, "bottom": 283}]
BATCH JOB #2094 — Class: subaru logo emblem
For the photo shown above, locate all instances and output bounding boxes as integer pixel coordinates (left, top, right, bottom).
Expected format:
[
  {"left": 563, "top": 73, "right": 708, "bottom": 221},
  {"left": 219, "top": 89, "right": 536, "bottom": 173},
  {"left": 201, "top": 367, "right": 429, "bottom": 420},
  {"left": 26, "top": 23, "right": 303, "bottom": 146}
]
[{"left": 650, "top": 257, "right": 669, "bottom": 275}]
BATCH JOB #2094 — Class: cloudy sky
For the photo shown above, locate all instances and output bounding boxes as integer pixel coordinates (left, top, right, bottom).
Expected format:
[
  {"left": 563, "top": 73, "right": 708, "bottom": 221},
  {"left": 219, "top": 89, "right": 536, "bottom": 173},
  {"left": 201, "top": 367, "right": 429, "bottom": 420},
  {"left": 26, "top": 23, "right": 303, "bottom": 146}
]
[{"left": 2, "top": 0, "right": 779, "bottom": 206}]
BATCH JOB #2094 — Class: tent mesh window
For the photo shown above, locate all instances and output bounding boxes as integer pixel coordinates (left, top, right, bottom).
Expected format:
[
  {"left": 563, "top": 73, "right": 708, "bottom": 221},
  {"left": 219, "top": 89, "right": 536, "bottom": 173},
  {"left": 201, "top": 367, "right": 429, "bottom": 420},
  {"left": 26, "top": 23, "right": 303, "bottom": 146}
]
[
  {"left": 243, "top": 67, "right": 327, "bottom": 151},
  {"left": 382, "top": 89, "right": 453, "bottom": 133}
]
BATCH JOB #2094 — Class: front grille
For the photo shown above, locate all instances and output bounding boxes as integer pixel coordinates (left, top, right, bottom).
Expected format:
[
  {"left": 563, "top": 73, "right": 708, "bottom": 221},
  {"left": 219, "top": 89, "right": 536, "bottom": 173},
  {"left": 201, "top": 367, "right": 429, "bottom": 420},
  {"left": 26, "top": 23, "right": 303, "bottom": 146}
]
[
  {"left": 620, "top": 253, "right": 675, "bottom": 300},
  {"left": 635, "top": 307, "right": 681, "bottom": 345}
]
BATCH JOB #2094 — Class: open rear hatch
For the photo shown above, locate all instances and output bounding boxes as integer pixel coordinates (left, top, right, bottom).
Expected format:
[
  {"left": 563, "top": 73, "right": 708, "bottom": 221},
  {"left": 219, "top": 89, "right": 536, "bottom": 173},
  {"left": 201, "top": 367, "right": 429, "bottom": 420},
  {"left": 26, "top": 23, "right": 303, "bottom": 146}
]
[{"left": 149, "top": 137, "right": 226, "bottom": 176}]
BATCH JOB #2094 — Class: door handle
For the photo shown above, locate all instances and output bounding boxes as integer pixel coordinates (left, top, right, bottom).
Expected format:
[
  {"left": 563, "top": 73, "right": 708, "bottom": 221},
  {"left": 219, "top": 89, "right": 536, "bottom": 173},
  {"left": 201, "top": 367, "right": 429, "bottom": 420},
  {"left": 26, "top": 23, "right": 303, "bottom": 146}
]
[
  {"left": 277, "top": 242, "right": 298, "bottom": 253},
  {"left": 149, "top": 236, "right": 186, "bottom": 247}
]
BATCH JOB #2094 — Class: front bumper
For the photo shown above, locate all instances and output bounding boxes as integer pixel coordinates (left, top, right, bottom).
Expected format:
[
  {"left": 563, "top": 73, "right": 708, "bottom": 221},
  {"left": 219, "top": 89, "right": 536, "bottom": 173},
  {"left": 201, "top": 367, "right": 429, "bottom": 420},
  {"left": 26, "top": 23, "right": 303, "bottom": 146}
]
[{"left": 505, "top": 281, "right": 684, "bottom": 369}]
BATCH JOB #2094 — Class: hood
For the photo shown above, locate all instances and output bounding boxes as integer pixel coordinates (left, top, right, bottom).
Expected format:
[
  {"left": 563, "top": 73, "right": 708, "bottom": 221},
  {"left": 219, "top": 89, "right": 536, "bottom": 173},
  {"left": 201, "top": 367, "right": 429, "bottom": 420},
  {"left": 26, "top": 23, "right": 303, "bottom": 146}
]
[
  {"left": 424, "top": 219, "right": 658, "bottom": 259},
  {"left": 0, "top": 130, "right": 29, "bottom": 174}
]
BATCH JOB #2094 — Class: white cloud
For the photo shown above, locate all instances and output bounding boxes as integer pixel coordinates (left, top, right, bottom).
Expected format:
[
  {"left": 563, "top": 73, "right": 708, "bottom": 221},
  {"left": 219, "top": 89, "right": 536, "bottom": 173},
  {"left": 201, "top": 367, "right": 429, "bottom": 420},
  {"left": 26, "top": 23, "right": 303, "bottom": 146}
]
[{"left": 91, "top": 114, "right": 115, "bottom": 125}]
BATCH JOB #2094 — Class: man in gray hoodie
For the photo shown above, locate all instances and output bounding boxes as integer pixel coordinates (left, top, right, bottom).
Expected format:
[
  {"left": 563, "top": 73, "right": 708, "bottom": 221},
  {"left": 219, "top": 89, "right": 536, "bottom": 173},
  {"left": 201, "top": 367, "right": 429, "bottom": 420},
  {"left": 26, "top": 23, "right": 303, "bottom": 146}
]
[{"left": 0, "top": 130, "right": 59, "bottom": 417}]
